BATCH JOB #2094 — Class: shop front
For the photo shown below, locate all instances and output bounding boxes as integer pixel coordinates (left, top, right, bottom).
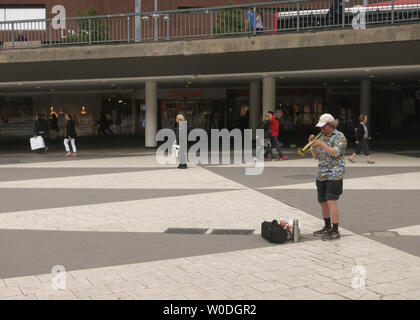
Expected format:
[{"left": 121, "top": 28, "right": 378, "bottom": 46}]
[{"left": 159, "top": 88, "right": 226, "bottom": 132}]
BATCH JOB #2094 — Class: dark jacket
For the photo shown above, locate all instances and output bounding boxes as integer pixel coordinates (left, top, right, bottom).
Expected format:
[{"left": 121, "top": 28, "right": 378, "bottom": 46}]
[
  {"left": 34, "top": 118, "right": 49, "bottom": 135},
  {"left": 66, "top": 120, "right": 77, "bottom": 138},
  {"left": 355, "top": 123, "right": 368, "bottom": 141},
  {"left": 50, "top": 117, "right": 59, "bottom": 132},
  {"left": 257, "top": 119, "right": 271, "bottom": 138}
]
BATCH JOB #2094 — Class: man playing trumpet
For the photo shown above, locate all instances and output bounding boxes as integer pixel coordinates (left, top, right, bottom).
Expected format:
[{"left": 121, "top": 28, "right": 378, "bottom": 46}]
[{"left": 309, "top": 114, "right": 347, "bottom": 241}]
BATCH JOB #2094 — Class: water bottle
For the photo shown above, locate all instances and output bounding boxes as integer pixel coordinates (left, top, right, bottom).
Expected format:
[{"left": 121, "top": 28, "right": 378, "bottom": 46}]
[{"left": 293, "top": 219, "right": 299, "bottom": 243}]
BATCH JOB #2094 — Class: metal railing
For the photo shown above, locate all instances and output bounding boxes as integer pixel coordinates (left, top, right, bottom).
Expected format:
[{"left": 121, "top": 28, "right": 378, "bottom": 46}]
[{"left": 0, "top": 0, "right": 419, "bottom": 49}]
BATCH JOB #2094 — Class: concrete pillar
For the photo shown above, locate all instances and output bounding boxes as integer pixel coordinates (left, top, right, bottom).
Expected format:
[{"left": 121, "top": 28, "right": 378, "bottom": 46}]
[
  {"left": 360, "top": 79, "right": 371, "bottom": 128},
  {"left": 262, "top": 76, "right": 276, "bottom": 117},
  {"left": 145, "top": 81, "right": 158, "bottom": 147},
  {"left": 249, "top": 80, "right": 261, "bottom": 136},
  {"left": 131, "top": 92, "right": 137, "bottom": 135}
]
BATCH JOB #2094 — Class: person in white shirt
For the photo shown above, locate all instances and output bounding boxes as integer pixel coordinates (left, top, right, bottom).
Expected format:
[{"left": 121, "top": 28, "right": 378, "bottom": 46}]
[{"left": 256, "top": 10, "right": 264, "bottom": 33}]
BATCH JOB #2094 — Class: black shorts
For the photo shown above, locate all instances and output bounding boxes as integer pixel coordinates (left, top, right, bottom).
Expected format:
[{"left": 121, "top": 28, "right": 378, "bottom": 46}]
[
  {"left": 355, "top": 139, "right": 370, "bottom": 156},
  {"left": 316, "top": 180, "right": 343, "bottom": 203}
]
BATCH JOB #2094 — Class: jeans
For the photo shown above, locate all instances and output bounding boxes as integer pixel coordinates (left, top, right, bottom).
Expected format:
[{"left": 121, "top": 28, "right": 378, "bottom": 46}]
[{"left": 264, "top": 136, "right": 284, "bottom": 159}]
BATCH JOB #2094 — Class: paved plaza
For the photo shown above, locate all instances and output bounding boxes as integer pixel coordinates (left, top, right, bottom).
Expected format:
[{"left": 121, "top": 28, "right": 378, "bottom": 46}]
[{"left": 0, "top": 148, "right": 419, "bottom": 300}]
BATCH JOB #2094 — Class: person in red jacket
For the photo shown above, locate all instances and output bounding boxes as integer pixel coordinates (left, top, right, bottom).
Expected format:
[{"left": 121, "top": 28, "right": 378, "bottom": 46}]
[{"left": 265, "top": 111, "right": 288, "bottom": 161}]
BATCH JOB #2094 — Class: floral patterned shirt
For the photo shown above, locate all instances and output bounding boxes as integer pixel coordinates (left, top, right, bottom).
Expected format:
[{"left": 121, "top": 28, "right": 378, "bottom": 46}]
[{"left": 315, "top": 129, "right": 347, "bottom": 181}]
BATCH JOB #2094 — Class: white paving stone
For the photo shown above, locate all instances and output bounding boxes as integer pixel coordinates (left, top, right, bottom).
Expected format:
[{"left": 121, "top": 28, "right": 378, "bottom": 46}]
[{"left": 1, "top": 151, "right": 420, "bottom": 300}]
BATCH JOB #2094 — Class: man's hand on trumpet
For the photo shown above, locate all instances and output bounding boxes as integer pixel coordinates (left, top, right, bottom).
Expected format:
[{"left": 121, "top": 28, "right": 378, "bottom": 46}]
[
  {"left": 308, "top": 134, "right": 324, "bottom": 149},
  {"left": 311, "top": 139, "right": 324, "bottom": 148}
]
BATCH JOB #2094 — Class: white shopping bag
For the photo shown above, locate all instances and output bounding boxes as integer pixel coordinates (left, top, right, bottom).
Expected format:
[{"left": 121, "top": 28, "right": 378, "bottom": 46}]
[
  {"left": 30, "top": 136, "right": 45, "bottom": 150},
  {"left": 172, "top": 144, "right": 180, "bottom": 160}
]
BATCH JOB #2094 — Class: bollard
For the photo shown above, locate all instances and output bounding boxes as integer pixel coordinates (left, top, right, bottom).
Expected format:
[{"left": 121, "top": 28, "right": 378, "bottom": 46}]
[{"left": 293, "top": 219, "right": 299, "bottom": 243}]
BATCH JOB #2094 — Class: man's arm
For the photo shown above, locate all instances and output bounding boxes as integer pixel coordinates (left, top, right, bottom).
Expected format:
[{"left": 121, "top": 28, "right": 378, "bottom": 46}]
[
  {"left": 316, "top": 142, "right": 339, "bottom": 158},
  {"left": 313, "top": 134, "right": 346, "bottom": 158}
]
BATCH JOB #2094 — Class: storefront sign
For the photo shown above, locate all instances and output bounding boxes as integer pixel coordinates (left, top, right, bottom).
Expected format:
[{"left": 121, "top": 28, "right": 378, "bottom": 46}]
[{"left": 169, "top": 90, "right": 204, "bottom": 98}]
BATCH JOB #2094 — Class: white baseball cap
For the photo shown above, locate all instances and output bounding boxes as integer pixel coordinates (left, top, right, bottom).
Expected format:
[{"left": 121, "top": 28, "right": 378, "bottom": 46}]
[{"left": 316, "top": 113, "right": 336, "bottom": 128}]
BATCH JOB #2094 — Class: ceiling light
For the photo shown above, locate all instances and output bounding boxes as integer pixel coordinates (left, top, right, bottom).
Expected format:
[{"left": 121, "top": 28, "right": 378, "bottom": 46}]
[
  {"left": 343, "top": 80, "right": 348, "bottom": 82},
  {"left": 369, "top": 75, "right": 375, "bottom": 78}
]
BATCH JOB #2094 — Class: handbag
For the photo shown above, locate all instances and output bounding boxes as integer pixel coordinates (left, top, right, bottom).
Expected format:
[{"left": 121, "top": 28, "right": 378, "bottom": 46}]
[
  {"left": 261, "top": 220, "right": 289, "bottom": 244},
  {"left": 264, "top": 138, "right": 272, "bottom": 148},
  {"left": 30, "top": 136, "right": 45, "bottom": 150}
]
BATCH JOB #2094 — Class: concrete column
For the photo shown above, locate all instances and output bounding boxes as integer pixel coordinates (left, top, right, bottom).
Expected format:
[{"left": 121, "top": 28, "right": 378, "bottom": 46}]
[
  {"left": 131, "top": 92, "right": 137, "bottom": 135},
  {"left": 145, "top": 81, "right": 158, "bottom": 147},
  {"left": 249, "top": 80, "right": 261, "bottom": 136},
  {"left": 360, "top": 79, "right": 371, "bottom": 127},
  {"left": 262, "top": 76, "right": 276, "bottom": 116}
]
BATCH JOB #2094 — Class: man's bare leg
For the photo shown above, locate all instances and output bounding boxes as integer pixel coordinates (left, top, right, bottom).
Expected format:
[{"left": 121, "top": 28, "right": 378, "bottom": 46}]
[
  {"left": 314, "top": 202, "right": 332, "bottom": 236},
  {"left": 320, "top": 202, "right": 330, "bottom": 219},
  {"left": 327, "top": 200, "right": 339, "bottom": 232}
]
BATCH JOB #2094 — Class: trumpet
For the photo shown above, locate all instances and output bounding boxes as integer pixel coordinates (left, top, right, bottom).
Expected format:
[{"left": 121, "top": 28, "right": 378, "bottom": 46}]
[{"left": 297, "top": 131, "right": 323, "bottom": 157}]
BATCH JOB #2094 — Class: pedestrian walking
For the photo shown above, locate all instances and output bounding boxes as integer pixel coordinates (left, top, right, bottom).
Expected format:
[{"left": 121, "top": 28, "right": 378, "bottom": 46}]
[
  {"left": 349, "top": 113, "right": 375, "bottom": 164},
  {"left": 64, "top": 114, "right": 77, "bottom": 157},
  {"left": 49, "top": 113, "right": 59, "bottom": 140},
  {"left": 310, "top": 114, "right": 347, "bottom": 241},
  {"left": 257, "top": 113, "right": 272, "bottom": 161},
  {"left": 174, "top": 114, "right": 187, "bottom": 169},
  {"left": 113, "top": 109, "right": 122, "bottom": 134},
  {"left": 256, "top": 10, "right": 264, "bottom": 33},
  {"left": 266, "top": 111, "right": 288, "bottom": 161},
  {"left": 283, "top": 107, "right": 295, "bottom": 147},
  {"left": 246, "top": 8, "right": 255, "bottom": 33},
  {"left": 33, "top": 113, "right": 49, "bottom": 153},
  {"left": 98, "top": 111, "right": 113, "bottom": 137}
]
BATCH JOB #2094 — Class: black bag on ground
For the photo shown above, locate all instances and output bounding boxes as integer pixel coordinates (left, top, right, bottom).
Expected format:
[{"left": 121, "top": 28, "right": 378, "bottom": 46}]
[{"left": 261, "top": 220, "right": 288, "bottom": 244}]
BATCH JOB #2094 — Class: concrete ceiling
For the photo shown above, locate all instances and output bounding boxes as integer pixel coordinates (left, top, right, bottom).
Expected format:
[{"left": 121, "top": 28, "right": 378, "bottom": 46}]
[{"left": 0, "top": 64, "right": 419, "bottom": 96}]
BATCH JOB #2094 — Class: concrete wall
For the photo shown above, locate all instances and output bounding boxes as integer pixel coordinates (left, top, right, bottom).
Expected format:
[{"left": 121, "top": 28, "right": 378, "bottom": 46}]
[{"left": 2, "top": 24, "right": 420, "bottom": 64}]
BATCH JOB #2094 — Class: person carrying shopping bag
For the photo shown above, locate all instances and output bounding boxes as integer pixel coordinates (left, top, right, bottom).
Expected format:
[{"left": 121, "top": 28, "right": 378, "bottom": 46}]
[
  {"left": 64, "top": 114, "right": 77, "bottom": 157},
  {"left": 174, "top": 114, "right": 187, "bottom": 169},
  {"left": 33, "top": 113, "right": 49, "bottom": 153}
]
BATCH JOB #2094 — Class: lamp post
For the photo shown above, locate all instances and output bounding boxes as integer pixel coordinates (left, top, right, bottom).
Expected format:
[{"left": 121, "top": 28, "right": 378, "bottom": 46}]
[
  {"left": 154, "top": 0, "right": 158, "bottom": 41},
  {"left": 135, "top": 0, "right": 142, "bottom": 42}
]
